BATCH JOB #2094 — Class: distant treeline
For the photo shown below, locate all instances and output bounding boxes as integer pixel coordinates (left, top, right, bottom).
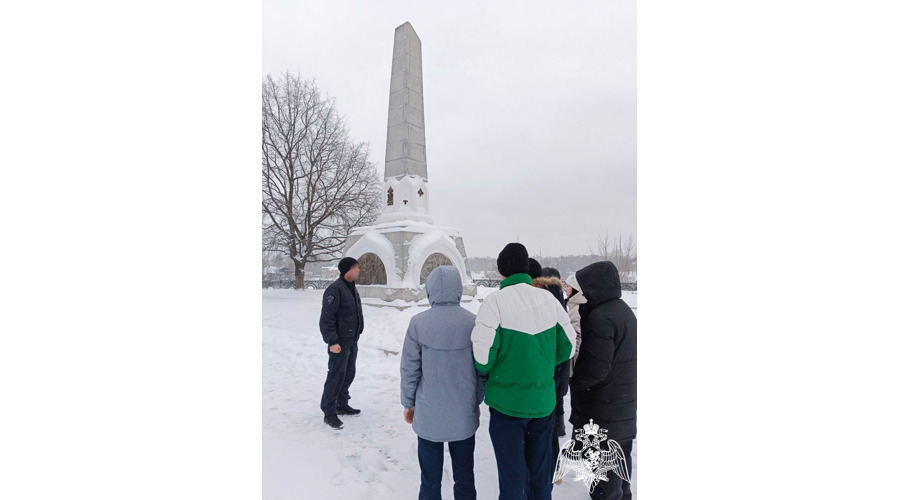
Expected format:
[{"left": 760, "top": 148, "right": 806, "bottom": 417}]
[{"left": 467, "top": 255, "right": 619, "bottom": 279}]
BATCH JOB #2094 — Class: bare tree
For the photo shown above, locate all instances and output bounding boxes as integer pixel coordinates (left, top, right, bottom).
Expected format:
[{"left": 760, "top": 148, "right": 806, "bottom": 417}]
[
  {"left": 262, "top": 72, "right": 381, "bottom": 289},
  {"left": 595, "top": 233, "right": 637, "bottom": 282}
]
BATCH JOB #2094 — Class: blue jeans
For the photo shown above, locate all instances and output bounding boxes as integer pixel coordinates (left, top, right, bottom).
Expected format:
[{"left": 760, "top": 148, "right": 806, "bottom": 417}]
[
  {"left": 488, "top": 407, "right": 554, "bottom": 500},
  {"left": 417, "top": 435, "right": 476, "bottom": 500}
]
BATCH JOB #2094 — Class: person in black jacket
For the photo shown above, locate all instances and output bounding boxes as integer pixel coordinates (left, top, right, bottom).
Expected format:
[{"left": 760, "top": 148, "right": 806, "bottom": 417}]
[
  {"left": 528, "top": 266, "right": 573, "bottom": 490},
  {"left": 539, "top": 267, "right": 570, "bottom": 439},
  {"left": 319, "top": 257, "right": 365, "bottom": 429},
  {"left": 569, "top": 261, "right": 636, "bottom": 500},
  {"left": 529, "top": 260, "right": 573, "bottom": 480}
]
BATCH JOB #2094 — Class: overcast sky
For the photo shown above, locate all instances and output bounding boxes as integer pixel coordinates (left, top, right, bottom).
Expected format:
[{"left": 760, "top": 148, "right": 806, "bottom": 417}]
[{"left": 263, "top": 0, "right": 636, "bottom": 258}]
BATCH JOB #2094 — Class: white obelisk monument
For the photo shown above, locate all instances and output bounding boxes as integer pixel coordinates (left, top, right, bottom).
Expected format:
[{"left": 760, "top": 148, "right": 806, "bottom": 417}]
[{"left": 342, "top": 22, "right": 475, "bottom": 302}]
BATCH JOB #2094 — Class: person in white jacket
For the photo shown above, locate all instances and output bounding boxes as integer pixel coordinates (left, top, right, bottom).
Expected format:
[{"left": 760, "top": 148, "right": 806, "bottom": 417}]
[{"left": 565, "top": 273, "right": 587, "bottom": 377}]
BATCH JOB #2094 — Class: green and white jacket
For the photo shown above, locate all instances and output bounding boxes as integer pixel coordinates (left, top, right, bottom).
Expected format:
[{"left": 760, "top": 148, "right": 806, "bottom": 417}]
[{"left": 471, "top": 273, "right": 577, "bottom": 418}]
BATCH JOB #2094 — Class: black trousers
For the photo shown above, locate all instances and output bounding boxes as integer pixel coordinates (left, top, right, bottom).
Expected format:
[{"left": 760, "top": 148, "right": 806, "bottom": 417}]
[
  {"left": 550, "top": 363, "right": 570, "bottom": 470},
  {"left": 319, "top": 344, "right": 358, "bottom": 416},
  {"left": 554, "top": 362, "right": 570, "bottom": 415}
]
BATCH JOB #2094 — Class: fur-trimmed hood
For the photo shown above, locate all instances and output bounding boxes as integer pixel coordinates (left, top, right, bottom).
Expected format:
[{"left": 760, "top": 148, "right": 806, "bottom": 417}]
[
  {"left": 532, "top": 276, "right": 564, "bottom": 292},
  {"left": 532, "top": 276, "right": 566, "bottom": 309}
]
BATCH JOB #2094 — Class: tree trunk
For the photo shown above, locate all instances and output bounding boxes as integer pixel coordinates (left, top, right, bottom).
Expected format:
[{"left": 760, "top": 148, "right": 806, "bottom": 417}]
[{"left": 293, "top": 258, "right": 305, "bottom": 289}]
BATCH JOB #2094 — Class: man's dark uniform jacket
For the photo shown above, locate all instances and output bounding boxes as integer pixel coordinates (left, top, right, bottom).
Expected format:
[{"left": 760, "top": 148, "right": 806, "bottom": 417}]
[{"left": 319, "top": 278, "right": 364, "bottom": 347}]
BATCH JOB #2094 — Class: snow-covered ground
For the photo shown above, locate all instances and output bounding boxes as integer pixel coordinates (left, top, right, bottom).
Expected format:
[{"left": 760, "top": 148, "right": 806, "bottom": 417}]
[{"left": 263, "top": 287, "right": 637, "bottom": 499}]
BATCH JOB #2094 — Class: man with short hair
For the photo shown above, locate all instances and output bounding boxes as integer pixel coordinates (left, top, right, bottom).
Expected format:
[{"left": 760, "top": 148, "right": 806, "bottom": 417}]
[
  {"left": 319, "top": 257, "right": 365, "bottom": 429},
  {"left": 472, "top": 243, "right": 577, "bottom": 499}
]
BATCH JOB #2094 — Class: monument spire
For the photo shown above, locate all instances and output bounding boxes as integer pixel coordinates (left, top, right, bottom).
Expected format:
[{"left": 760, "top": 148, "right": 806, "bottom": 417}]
[
  {"left": 377, "top": 21, "right": 431, "bottom": 225},
  {"left": 341, "top": 22, "right": 475, "bottom": 302},
  {"left": 385, "top": 22, "right": 427, "bottom": 180}
]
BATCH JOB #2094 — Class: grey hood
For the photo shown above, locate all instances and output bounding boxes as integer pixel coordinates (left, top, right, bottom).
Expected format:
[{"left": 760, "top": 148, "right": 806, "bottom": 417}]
[{"left": 425, "top": 265, "right": 462, "bottom": 307}]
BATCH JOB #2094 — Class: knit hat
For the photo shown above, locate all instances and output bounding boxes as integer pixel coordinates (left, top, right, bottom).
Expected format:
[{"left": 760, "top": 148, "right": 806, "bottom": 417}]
[
  {"left": 528, "top": 258, "right": 543, "bottom": 280},
  {"left": 338, "top": 257, "right": 359, "bottom": 277},
  {"left": 496, "top": 243, "right": 529, "bottom": 277},
  {"left": 565, "top": 273, "right": 581, "bottom": 293}
]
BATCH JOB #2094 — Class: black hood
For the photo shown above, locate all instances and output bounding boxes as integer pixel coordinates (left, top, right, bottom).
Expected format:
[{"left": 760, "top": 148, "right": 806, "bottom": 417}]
[{"left": 575, "top": 261, "right": 622, "bottom": 308}]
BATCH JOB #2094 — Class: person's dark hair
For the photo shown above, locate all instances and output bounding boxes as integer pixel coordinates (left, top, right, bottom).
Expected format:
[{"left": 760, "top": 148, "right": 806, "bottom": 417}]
[
  {"left": 338, "top": 257, "right": 359, "bottom": 277},
  {"left": 496, "top": 243, "right": 529, "bottom": 277},
  {"left": 528, "top": 258, "right": 542, "bottom": 280},
  {"left": 541, "top": 267, "right": 561, "bottom": 279}
]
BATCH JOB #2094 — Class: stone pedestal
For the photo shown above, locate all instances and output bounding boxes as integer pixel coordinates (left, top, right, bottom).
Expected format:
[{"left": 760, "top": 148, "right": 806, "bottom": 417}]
[{"left": 343, "top": 221, "right": 476, "bottom": 302}]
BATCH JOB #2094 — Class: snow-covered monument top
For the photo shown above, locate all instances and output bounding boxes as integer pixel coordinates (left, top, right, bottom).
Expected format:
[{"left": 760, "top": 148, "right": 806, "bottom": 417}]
[
  {"left": 380, "top": 22, "right": 430, "bottom": 223},
  {"left": 342, "top": 22, "right": 475, "bottom": 302}
]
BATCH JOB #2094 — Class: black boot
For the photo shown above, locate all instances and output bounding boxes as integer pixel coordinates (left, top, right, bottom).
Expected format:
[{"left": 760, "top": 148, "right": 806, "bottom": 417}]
[
  {"left": 337, "top": 404, "right": 361, "bottom": 416},
  {"left": 324, "top": 414, "right": 344, "bottom": 429}
]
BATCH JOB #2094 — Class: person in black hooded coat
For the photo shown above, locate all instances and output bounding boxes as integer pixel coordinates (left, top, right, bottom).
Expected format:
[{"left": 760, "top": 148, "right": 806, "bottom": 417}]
[{"left": 569, "top": 261, "right": 636, "bottom": 500}]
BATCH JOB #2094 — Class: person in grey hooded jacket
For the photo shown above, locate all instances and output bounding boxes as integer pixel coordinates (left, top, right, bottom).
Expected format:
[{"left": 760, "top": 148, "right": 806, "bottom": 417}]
[{"left": 400, "top": 266, "right": 485, "bottom": 500}]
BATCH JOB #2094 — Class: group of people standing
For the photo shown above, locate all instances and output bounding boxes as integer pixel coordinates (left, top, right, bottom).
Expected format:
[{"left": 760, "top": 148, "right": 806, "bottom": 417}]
[{"left": 318, "top": 242, "right": 637, "bottom": 500}]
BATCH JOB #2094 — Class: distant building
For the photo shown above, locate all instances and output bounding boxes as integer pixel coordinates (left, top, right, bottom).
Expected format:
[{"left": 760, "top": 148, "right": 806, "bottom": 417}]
[
  {"left": 320, "top": 265, "right": 340, "bottom": 280},
  {"left": 263, "top": 266, "right": 293, "bottom": 281}
]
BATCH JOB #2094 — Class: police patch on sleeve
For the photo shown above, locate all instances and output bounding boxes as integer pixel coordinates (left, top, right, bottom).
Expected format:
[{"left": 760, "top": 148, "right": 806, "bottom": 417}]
[{"left": 326, "top": 295, "right": 335, "bottom": 305}]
